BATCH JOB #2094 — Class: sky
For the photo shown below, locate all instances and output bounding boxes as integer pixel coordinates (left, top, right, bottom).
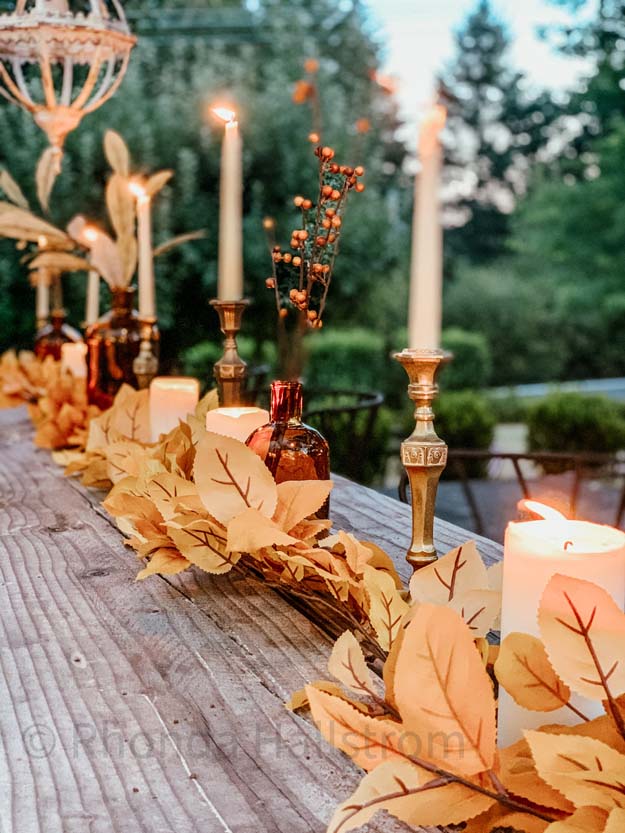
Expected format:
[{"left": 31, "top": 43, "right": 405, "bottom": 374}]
[{"left": 366, "top": 0, "right": 592, "bottom": 148}]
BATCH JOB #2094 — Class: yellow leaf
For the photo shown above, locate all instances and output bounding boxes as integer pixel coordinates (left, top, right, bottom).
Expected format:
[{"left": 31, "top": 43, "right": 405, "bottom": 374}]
[
  {"left": 285, "top": 680, "right": 346, "bottom": 711},
  {"left": 0, "top": 203, "right": 68, "bottom": 244},
  {"left": 526, "top": 730, "right": 625, "bottom": 811},
  {"left": 360, "top": 540, "right": 403, "bottom": 588},
  {"left": 89, "top": 229, "right": 125, "bottom": 288},
  {"left": 145, "top": 169, "right": 173, "bottom": 197},
  {"left": 146, "top": 474, "right": 198, "bottom": 522},
  {"left": 363, "top": 565, "right": 409, "bottom": 652},
  {"left": 499, "top": 736, "right": 575, "bottom": 814},
  {"left": 153, "top": 229, "right": 205, "bottom": 258},
  {"left": 449, "top": 588, "right": 501, "bottom": 637},
  {"left": 539, "top": 574, "right": 625, "bottom": 701},
  {"left": 496, "top": 632, "right": 576, "bottom": 714},
  {"left": 272, "top": 479, "right": 333, "bottom": 532},
  {"left": 605, "top": 809, "right": 625, "bottom": 832},
  {"left": 136, "top": 547, "right": 190, "bottom": 580},
  {"left": 194, "top": 431, "right": 277, "bottom": 524},
  {"left": 36, "top": 147, "right": 59, "bottom": 213},
  {"left": 394, "top": 604, "right": 497, "bottom": 775},
  {"left": 326, "top": 759, "right": 495, "bottom": 833},
  {"left": 306, "top": 686, "right": 414, "bottom": 772},
  {"left": 166, "top": 516, "right": 237, "bottom": 574},
  {"left": 327, "top": 631, "right": 377, "bottom": 698},
  {"left": 106, "top": 172, "right": 135, "bottom": 242},
  {"left": 409, "top": 540, "right": 488, "bottom": 604},
  {"left": 108, "top": 387, "right": 151, "bottom": 444},
  {"left": 463, "top": 804, "right": 551, "bottom": 833},
  {"left": 30, "top": 252, "right": 92, "bottom": 273},
  {"left": 104, "top": 130, "right": 130, "bottom": 177},
  {"left": 545, "top": 807, "right": 610, "bottom": 832},
  {"left": 0, "top": 168, "right": 29, "bottom": 209},
  {"left": 226, "top": 508, "right": 298, "bottom": 553}
]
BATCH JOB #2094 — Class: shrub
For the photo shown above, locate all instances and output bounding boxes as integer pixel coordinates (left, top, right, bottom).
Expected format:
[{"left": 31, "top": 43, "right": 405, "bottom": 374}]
[
  {"left": 440, "top": 328, "right": 493, "bottom": 390},
  {"left": 433, "top": 391, "right": 496, "bottom": 478},
  {"left": 527, "top": 392, "right": 625, "bottom": 471},
  {"left": 488, "top": 392, "right": 531, "bottom": 423},
  {"left": 305, "top": 328, "right": 389, "bottom": 394}
]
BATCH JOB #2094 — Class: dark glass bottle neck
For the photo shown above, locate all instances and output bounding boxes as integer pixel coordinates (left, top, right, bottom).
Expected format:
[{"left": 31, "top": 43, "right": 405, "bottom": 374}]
[
  {"left": 51, "top": 310, "right": 65, "bottom": 330},
  {"left": 270, "top": 381, "right": 303, "bottom": 423},
  {"left": 111, "top": 288, "right": 135, "bottom": 317}
]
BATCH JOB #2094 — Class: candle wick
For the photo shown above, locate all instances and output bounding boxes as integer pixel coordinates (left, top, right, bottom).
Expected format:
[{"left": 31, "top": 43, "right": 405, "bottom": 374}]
[{"left": 563, "top": 540, "right": 574, "bottom": 551}]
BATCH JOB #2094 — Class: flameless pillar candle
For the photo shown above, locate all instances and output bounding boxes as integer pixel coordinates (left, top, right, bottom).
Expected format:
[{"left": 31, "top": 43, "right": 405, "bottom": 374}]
[
  {"left": 408, "top": 103, "right": 446, "bottom": 349},
  {"left": 213, "top": 107, "right": 243, "bottom": 301},
  {"left": 498, "top": 500, "right": 625, "bottom": 747},
  {"left": 149, "top": 377, "right": 200, "bottom": 443},
  {"left": 129, "top": 182, "right": 156, "bottom": 319},
  {"left": 83, "top": 226, "right": 101, "bottom": 325},
  {"left": 61, "top": 342, "right": 88, "bottom": 378},
  {"left": 205, "top": 407, "right": 269, "bottom": 443}
]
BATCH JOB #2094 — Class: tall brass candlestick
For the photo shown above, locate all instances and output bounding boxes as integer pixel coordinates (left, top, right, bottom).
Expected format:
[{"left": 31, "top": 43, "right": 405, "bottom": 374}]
[
  {"left": 210, "top": 299, "right": 249, "bottom": 406},
  {"left": 394, "top": 348, "right": 451, "bottom": 570}
]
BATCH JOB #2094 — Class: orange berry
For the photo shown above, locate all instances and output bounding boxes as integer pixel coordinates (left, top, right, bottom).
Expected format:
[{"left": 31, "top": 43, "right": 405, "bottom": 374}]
[
  {"left": 325, "top": 208, "right": 336, "bottom": 218},
  {"left": 308, "top": 131, "right": 320, "bottom": 144},
  {"left": 331, "top": 216, "right": 342, "bottom": 227},
  {"left": 330, "top": 164, "right": 339, "bottom": 173},
  {"left": 279, "top": 308, "right": 288, "bottom": 319},
  {"left": 321, "top": 185, "right": 333, "bottom": 197},
  {"left": 316, "top": 235, "right": 327, "bottom": 246},
  {"left": 294, "top": 195, "right": 304, "bottom": 207},
  {"left": 297, "top": 229, "right": 309, "bottom": 240},
  {"left": 283, "top": 253, "right": 292, "bottom": 263},
  {"left": 322, "top": 264, "right": 331, "bottom": 273},
  {"left": 292, "top": 256, "right": 302, "bottom": 266},
  {"left": 330, "top": 189, "right": 341, "bottom": 200},
  {"left": 322, "top": 218, "right": 331, "bottom": 229},
  {"left": 273, "top": 253, "right": 283, "bottom": 262},
  {"left": 302, "top": 199, "right": 313, "bottom": 210},
  {"left": 354, "top": 165, "right": 364, "bottom": 176},
  {"left": 328, "top": 233, "right": 336, "bottom": 243},
  {"left": 344, "top": 166, "right": 354, "bottom": 177},
  {"left": 304, "top": 58, "right": 319, "bottom": 74},
  {"left": 307, "top": 309, "right": 318, "bottom": 321},
  {"left": 265, "top": 277, "right": 275, "bottom": 289},
  {"left": 321, "top": 146, "right": 334, "bottom": 159},
  {"left": 289, "top": 288, "right": 298, "bottom": 299},
  {"left": 355, "top": 183, "right": 365, "bottom": 192},
  {"left": 312, "top": 263, "right": 323, "bottom": 273}
]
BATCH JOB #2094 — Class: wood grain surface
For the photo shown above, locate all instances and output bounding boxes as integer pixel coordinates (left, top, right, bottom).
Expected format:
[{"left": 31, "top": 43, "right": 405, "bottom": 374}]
[{"left": 0, "top": 407, "right": 502, "bottom": 833}]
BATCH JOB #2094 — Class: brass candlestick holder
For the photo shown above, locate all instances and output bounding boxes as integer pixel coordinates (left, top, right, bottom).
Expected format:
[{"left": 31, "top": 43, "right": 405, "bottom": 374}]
[
  {"left": 210, "top": 299, "right": 250, "bottom": 406},
  {"left": 394, "top": 348, "right": 451, "bottom": 571},
  {"left": 132, "top": 317, "right": 160, "bottom": 390}
]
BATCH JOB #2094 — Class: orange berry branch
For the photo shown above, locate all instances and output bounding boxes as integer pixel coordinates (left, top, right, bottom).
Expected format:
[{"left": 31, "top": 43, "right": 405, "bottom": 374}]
[{"left": 266, "top": 145, "right": 365, "bottom": 328}]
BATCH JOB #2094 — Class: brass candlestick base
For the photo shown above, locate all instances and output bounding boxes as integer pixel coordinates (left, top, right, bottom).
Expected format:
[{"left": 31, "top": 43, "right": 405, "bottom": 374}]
[
  {"left": 394, "top": 348, "right": 452, "bottom": 571},
  {"left": 133, "top": 317, "right": 160, "bottom": 390},
  {"left": 210, "top": 299, "right": 250, "bottom": 406}
]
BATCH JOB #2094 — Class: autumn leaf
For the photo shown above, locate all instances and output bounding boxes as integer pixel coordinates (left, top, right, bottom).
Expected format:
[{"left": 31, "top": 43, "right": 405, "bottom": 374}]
[
  {"left": 104, "top": 130, "right": 130, "bottom": 177},
  {"left": 496, "top": 632, "right": 586, "bottom": 718},
  {"left": 394, "top": 604, "right": 497, "bottom": 775},
  {"left": 544, "top": 806, "right": 609, "bottom": 832},
  {"left": 89, "top": 230, "right": 125, "bottom": 288},
  {"left": 106, "top": 173, "right": 135, "bottom": 244},
  {"left": 285, "top": 680, "right": 349, "bottom": 712},
  {"left": 464, "top": 804, "right": 550, "bottom": 833},
  {"left": 326, "top": 759, "right": 495, "bottom": 833},
  {"left": 29, "top": 252, "right": 92, "bottom": 273},
  {"left": 194, "top": 431, "right": 277, "bottom": 524},
  {"left": 107, "top": 386, "right": 151, "bottom": 444},
  {"left": 36, "top": 147, "right": 59, "bottom": 213},
  {"left": 145, "top": 169, "right": 173, "bottom": 197},
  {"left": 539, "top": 575, "right": 625, "bottom": 721},
  {"left": 136, "top": 547, "right": 190, "bottom": 580},
  {"left": 0, "top": 169, "right": 29, "bottom": 209},
  {"left": 499, "top": 735, "right": 575, "bottom": 814},
  {"left": 360, "top": 540, "right": 403, "bottom": 588},
  {"left": 226, "top": 508, "right": 299, "bottom": 553},
  {"left": 449, "top": 588, "right": 501, "bottom": 637},
  {"left": 0, "top": 203, "right": 68, "bottom": 244},
  {"left": 327, "top": 631, "right": 378, "bottom": 699},
  {"left": 153, "top": 229, "right": 205, "bottom": 258},
  {"left": 527, "top": 730, "right": 625, "bottom": 811},
  {"left": 363, "top": 565, "right": 409, "bottom": 652},
  {"left": 409, "top": 541, "right": 488, "bottom": 604},
  {"left": 145, "top": 473, "right": 198, "bottom": 522},
  {"left": 605, "top": 809, "right": 625, "bottom": 832},
  {"left": 166, "top": 516, "right": 237, "bottom": 574},
  {"left": 272, "top": 479, "right": 333, "bottom": 532},
  {"left": 306, "top": 686, "right": 415, "bottom": 772}
]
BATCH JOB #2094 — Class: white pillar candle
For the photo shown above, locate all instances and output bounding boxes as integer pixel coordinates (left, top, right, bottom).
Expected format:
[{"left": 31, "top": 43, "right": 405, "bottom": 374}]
[
  {"left": 499, "top": 500, "right": 625, "bottom": 747},
  {"left": 85, "top": 270, "right": 100, "bottom": 326},
  {"left": 130, "top": 183, "right": 156, "bottom": 319},
  {"left": 205, "top": 407, "right": 269, "bottom": 443},
  {"left": 36, "top": 269, "right": 50, "bottom": 322},
  {"left": 408, "top": 103, "right": 446, "bottom": 349},
  {"left": 149, "top": 377, "right": 200, "bottom": 443},
  {"left": 61, "top": 342, "right": 88, "bottom": 378},
  {"left": 213, "top": 108, "right": 243, "bottom": 301}
]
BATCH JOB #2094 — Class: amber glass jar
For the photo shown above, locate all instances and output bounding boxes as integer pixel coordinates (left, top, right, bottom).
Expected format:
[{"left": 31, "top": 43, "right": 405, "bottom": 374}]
[
  {"left": 246, "top": 381, "right": 330, "bottom": 514},
  {"left": 85, "top": 288, "right": 144, "bottom": 410},
  {"left": 34, "top": 310, "right": 82, "bottom": 361}
]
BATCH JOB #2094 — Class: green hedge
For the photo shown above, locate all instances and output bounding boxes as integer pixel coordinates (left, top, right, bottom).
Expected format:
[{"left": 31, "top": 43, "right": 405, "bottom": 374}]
[
  {"left": 305, "top": 328, "right": 388, "bottom": 394},
  {"left": 527, "top": 392, "right": 625, "bottom": 471},
  {"left": 435, "top": 391, "right": 496, "bottom": 478}
]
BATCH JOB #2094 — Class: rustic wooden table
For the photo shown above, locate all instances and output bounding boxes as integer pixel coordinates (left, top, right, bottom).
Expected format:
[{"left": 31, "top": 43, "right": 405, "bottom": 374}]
[{"left": 0, "top": 407, "right": 502, "bottom": 833}]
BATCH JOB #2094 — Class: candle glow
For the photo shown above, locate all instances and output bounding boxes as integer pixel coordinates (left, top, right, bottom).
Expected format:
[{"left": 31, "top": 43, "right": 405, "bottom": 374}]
[
  {"left": 205, "top": 407, "right": 269, "bottom": 443},
  {"left": 61, "top": 342, "right": 88, "bottom": 378},
  {"left": 149, "top": 377, "right": 200, "bottom": 443},
  {"left": 212, "top": 106, "right": 236, "bottom": 124}
]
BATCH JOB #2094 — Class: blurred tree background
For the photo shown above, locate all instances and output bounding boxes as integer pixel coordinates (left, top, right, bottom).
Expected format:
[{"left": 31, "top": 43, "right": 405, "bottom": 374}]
[{"left": 3, "top": 0, "right": 625, "bottom": 393}]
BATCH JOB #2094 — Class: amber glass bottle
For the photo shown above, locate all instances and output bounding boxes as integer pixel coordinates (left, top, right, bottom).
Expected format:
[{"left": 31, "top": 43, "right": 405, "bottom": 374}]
[
  {"left": 85, "top": 288, "right": 143, "bottom": 409},
  {"left": 246, "top": 381, "right": 330, "bottom": 515},
  {"left": 34, "top": 310, "right": 82, "bottom": 361}
]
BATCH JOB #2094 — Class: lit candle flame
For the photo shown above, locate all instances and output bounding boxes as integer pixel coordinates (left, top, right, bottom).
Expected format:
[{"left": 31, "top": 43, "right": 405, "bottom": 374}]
[
  {"left": 518, "top": 500, "right": 568, "bottom": 522},
  {"left": 37, "top": 235, "right": 48, "bottom": 248},
  {"left": 212, "top": 106, "right": 237, "bottom": 124},
  {"left": 83, "top": 226, "right": 98, "bottom": 243},
  {"left": 129, "top": 179, "right": 148, "bottom": 200}
]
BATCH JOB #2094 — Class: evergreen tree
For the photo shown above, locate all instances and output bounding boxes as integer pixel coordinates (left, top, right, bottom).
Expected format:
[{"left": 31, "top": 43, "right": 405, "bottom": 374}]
[{"left": 441, "top": 0, "right": 557, "bottom": 264}]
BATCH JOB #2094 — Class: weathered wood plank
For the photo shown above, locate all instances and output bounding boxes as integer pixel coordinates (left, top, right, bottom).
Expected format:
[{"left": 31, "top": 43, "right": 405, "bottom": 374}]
[{"left": 0, "top": 407, "right": 501, "bottom": 833}]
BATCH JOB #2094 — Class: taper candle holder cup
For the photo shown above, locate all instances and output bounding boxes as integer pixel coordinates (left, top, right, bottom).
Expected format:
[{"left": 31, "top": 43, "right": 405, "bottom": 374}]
[
  {"left": 133, "top": 316, "right": 160, "bottom": 390},
  {"left": 210, "top": 298, "right": 250, "bottom": 407},
  {"left": 394, "top": 348, "right": 452, "bottom": 571}
]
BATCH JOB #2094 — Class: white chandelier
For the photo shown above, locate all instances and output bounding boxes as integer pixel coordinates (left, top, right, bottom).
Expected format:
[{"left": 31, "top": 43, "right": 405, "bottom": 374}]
[{"left": 0, "top": 0, "right": 135, "bottom": 165}]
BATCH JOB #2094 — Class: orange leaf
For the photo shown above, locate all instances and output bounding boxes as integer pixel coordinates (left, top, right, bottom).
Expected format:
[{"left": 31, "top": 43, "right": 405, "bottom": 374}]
[
  {"left": 226, "top": 508, "right": 299, "bottom": 554},
  {"left": 136, "top": 547, "right": 190, "bottom": 580},
  {"left": 272, "top": 479, "right": 332, "bottom": 531},
  {"left": 409, "top": 541, "right": 488, "bottom": 604},
  {"left": 393, "top": 604, "right": 497, "bottom": 775}
]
